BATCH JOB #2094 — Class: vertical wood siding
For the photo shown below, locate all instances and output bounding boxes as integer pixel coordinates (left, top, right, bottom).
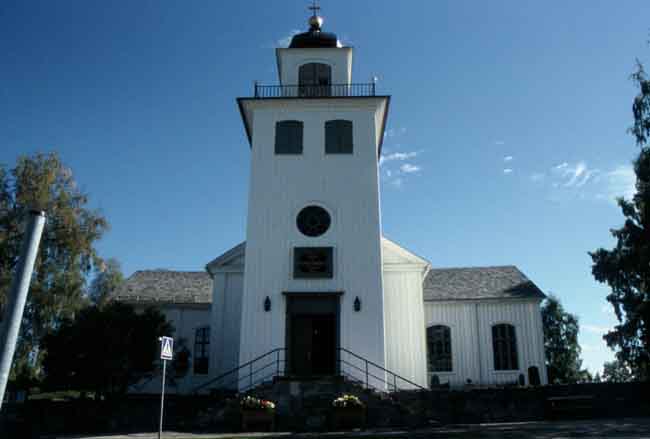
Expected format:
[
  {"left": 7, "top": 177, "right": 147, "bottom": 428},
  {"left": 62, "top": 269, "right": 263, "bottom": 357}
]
[
  {"left": 211, "top": 272, "right": 244, "bottom": 382},
  {"left": 383, "top": 269, "right": 428, "bottom": 388},
  {"left": 424, "top": 300, "right": 547, "bottom": 386},
  {"left": 238, "top": 100, "right": 388, "bottom": 386}
]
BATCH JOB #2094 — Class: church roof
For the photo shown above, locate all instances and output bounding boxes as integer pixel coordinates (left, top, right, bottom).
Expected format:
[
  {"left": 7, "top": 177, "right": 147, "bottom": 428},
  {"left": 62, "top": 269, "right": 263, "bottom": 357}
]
[
  {"left": 423, "top": 266, "right": 546, "bottom": 302},
  {"left": 111, "top": 270, "right": 212, "bottom": 305}
]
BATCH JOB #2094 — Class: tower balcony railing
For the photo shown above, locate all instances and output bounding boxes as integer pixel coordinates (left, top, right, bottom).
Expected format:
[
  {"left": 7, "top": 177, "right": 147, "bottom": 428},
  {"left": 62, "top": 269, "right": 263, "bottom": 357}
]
[{"left": 253, "top": 82, "right": 376, "bottom": 98}]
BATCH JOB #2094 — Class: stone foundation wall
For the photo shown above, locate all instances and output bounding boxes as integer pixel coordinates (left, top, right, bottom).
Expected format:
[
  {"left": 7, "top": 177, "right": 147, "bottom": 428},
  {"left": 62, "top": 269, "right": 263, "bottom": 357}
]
[{"left": 2, "top": 382, "right": 650, "bottom": 436}]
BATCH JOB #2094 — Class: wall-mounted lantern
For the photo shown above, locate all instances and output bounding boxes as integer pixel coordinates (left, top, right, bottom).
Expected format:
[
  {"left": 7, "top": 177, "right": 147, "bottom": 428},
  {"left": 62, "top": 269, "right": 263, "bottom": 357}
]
[
  {"left": 264, "top": 296, "right": 271, "bottom": 312},
  {"left": 353, "top": 296, "right": 361, "bottom": 312}
]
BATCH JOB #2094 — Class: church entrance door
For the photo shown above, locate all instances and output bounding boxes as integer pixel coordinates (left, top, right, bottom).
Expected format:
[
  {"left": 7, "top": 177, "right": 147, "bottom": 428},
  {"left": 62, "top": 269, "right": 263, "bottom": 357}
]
[
  {"left": 290, "top": 314, "right": 336, "bottom": 376},
  {"left": 285, "top": 293, "right": 340, "bottom": 377}
]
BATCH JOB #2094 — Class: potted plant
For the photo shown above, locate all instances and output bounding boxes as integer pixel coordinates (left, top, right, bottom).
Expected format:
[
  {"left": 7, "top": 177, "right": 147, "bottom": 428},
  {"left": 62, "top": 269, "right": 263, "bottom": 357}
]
[
  {"left": 240, "top": 395, "right": 276, "bottom": 431},
  {"left": 331, "top": 394, "right": 366, "bottom": 430}
]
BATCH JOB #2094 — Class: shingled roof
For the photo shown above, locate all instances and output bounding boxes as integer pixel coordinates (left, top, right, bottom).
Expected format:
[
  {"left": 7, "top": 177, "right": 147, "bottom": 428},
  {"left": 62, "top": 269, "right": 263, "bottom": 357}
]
[
  {"left": 112, "top": 270, "right": 212, "bottom": 304},
  {"left": 423, "top": 266, "right": 546, "bottom": 301}
]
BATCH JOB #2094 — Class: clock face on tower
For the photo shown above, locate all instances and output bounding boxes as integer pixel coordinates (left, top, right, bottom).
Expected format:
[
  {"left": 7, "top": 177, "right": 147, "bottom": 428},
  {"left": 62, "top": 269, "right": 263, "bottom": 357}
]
[{"left": 296, "top": 205, "right": 331, "bottom": 237}]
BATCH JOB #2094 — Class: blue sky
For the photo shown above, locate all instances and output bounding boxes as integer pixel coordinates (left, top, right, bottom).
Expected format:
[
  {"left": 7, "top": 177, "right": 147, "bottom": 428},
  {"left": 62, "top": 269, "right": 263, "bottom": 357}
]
[{"left": 1, "top": 1, "right": 649, "bottom": 374}]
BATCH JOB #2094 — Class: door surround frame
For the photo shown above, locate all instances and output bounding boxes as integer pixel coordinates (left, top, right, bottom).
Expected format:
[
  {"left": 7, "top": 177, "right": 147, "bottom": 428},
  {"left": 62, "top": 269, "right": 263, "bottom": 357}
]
[{"left": 283, "top": 291, "right": 343, "bottom": 376}]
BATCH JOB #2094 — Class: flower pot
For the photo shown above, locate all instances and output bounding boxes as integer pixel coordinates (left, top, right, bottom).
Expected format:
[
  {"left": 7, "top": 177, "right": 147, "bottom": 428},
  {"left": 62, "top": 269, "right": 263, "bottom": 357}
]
[
  {"left": 330, "top": 406, "right": 366, "bottom": 430},
  {"left": 241, "top": 409, "right": 275, "bottom": 432}
]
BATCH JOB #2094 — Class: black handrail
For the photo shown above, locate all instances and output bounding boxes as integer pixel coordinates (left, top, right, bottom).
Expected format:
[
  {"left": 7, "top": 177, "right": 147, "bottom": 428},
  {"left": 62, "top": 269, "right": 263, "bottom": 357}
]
[
  {"left": 337, "top": 347, "right": 426, "bottom": 392},
  {"left": 191, "top": 347, "right": 286, "bottom": 394},
  {"left": 191, "top": 346, "right": 424, "bottom": 395},
  {"left": 253, "top": 83, "right": 376, "bottom": 98}
]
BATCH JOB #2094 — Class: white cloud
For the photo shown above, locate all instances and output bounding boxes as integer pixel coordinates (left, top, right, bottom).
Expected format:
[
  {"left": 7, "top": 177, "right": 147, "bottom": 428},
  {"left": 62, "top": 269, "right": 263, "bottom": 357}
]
[
  {"left": 554, "top": 161, "right": 600, "bottom": 188},
  {"left": 384, "top": 127, "right": 407, "bottom": 139},
  {"left": 530, "top": 172, "right": 545, "bottom": 182},
  {"left": 400, "top": 163, "right": 420, "bottom": 173},
  {"left": 582, "top": 324, "right": 611, "bottom": 334},
  {"left": 391, "top": 177, "right": 403, "bottom": 188},
  {"left": 504, "top": 156, "right": 513, "bottom": 162},
  {"left": 606, "top": 165, "right": 636, "bottom": 200},
  {"left": 544, "top": 160, "right": 635, "bottom": 202},
  {"left": 581, "top": 343, "right": 598, "bottom": 352},
  {"left": 379, "top": 151, "right": 419, "bottom": 166},
  {"left": 503, "top": 168, "right": 513, "bottom": 174},
  {"left": 494, "top": 140, "right": 505, "bottom": 145},
  {"left": 386, "top": 169, "right": 392, "bottom": 177},
  {"left": 601, "top": 304, "right": 614, "bottom": 315}
]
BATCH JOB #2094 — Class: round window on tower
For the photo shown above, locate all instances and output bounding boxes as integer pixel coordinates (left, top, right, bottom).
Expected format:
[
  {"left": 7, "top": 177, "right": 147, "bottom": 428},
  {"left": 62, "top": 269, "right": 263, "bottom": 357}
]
[{"left": 296, "top": 205, "right": 331, "bottom": 237}]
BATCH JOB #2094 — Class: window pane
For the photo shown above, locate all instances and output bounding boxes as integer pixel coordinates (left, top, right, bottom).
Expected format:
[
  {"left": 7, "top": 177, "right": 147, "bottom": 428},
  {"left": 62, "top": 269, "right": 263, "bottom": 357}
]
[
  {"left": 275, "top": 121, "right": 303, "bottom": 154},
  {"left": 299, "top": 63, "right": 331, "bottom": 97},
  {"left": 325, "top": 120, "right": 353, "bottom": 154},
  {"left": 194, "top": 326, "right": 210, "bottom": 375},
  {"left": 492, "top": 324, "right": 517, "bottom": 370},
  {"left": 427, "top": 325, "right": 452, "bottom": 372}
]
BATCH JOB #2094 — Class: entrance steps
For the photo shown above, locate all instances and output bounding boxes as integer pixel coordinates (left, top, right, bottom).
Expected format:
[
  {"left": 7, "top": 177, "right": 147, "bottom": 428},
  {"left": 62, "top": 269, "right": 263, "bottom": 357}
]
[
  {"left": 192, "top": 375, "right": 433, "bottom": 432},
  {"left": 245, "top": 375, "right": 420, "bottom": 431}
]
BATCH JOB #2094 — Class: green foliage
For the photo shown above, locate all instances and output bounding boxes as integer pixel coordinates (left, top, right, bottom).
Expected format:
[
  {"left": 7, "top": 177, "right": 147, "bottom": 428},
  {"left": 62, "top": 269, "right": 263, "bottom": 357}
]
[
  {"left": 593, "top": 372, "right": 602, "bottom": 383},
  {"left": 541, "top": 294, "right": 589, "bottom": 383},
  {"left": 41, "top": 302, "right": 173, "bottom": 398},
  {"left": 603, "top": 359, "right": 634, "bottom": 383},
  {"left": 88, "top": 258, "right": 124, "bottom": 307},
  {"left": 0, "top": 152, "right": 109, "bottom": 382},
  {"left": 590, "top": 61, "right": 650, "bottom": 381}
]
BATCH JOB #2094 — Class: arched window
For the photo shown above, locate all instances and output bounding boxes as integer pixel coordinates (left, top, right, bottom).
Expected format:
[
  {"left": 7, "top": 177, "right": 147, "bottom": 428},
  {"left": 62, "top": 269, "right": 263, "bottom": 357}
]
[
  {"left": 325, "top": 120, "right": 353, "bottom": 154},
  {"left": 194, "top": 326, "right": 210, "bottom": 375},
  {"left": 299, "top": 63, "right": 331, "bottom": 97},
  {"left": 275, "top": 120, "right": 303, "bottom": 154},
  {"left": 427, "top": 325, "right": 452, "bottom": 372},
  {"left": 492, "top": 323, "right": 518, "bottom": 371}
]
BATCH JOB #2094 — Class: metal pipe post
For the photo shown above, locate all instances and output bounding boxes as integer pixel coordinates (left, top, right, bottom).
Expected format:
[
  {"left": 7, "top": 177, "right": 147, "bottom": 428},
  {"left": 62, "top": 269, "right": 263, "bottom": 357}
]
[
  {"left": 158, "top": 359, "right": 167, "bottom": 439},
  {"left": 0, "top": 210, "right": 45, "bottom": 410}
]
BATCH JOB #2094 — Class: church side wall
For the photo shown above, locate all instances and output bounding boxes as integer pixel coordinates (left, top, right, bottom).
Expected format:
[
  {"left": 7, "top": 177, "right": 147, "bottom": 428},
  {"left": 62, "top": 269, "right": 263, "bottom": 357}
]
[
  {"left": 383, "top": 267, "right": 428, "bottom": 388},
  {"left": 210, "top": 271, "right": 244, "bottom": 385},
  {"left": 424, "top": 300, "right": 547, "bottom": 387},
  {"left": 423, "top": 302, "right": 481, "bottom": 387},
  {"left": 476, "top": 300, "right": 547, "bottom": 385},
  {"left": 129, "top": 304, "right": 211, "bottom": 395}
]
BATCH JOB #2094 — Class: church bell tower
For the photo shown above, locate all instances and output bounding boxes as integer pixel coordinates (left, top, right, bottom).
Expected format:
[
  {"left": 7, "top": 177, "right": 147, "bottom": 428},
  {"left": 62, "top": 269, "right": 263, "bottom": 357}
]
[{"left": 237, "top": 6, "right": 390, "bottom": 380}]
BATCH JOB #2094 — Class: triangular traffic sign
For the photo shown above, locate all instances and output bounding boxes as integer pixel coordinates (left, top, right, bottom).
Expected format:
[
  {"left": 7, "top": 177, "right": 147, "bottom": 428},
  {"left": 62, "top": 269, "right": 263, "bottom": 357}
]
[{"left": 160, "top": 336, "right": 173, "bottom": 360}]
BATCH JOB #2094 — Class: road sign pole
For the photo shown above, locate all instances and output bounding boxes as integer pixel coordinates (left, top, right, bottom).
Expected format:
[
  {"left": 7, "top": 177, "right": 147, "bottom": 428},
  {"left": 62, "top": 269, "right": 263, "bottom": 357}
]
[
  {"left": 0, "top": 210, "right": 45, "bottom": 410},
  {"left": 158, "top": 358, "right": 166, "bottom": 439},
  {"left": 157, "top": 336, "right": 172, "bottom": 439}
]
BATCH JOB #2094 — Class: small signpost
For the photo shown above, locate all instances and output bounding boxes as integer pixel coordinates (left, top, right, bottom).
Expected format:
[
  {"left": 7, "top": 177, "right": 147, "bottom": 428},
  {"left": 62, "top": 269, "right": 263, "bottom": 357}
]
[{"left": 158, "top": 336, "right": 173, "bottom": 439}]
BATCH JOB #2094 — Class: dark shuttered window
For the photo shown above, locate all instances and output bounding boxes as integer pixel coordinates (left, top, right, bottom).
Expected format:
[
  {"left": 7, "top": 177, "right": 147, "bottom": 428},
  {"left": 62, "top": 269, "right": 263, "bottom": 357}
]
[
  {"left": 194, "top": 326, "right": 210, "bottom": 375},
  {"left": 299, "top": 63, "right": 331, "bottom": 97},
  {"left": 275, "top": 120, "right": 303, "bottom": 154},
  {"left": 427, "top": 325, "right": 452, "bottom": 372},
  {"left": 492, "top": 324, "right": 518, "bottom": 371},
  {"left": 325, "top": 120, "right": 353, "bottom": 154}
]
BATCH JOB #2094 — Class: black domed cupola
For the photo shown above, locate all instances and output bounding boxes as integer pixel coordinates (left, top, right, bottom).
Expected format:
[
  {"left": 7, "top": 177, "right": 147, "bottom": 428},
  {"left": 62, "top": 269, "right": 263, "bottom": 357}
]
[{"left": 289, "top": 4, "right": 339, "bottom": 48}]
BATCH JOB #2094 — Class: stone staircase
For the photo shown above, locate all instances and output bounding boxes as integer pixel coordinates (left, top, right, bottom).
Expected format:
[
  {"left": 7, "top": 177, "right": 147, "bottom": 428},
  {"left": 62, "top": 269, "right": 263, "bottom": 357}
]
[{"left": 193, "top": 375, "right": 431, "bottom": 432}]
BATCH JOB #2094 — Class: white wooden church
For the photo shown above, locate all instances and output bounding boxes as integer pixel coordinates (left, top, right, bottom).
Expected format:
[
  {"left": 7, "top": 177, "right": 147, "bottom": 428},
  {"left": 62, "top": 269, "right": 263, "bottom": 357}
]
[{"left": 114, "top": 11, "right": 548, "bottom": 393}]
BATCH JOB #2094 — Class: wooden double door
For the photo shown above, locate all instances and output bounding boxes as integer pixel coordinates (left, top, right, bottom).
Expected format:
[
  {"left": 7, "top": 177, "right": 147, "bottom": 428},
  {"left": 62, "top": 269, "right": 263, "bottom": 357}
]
[{"left": 285, "top": 294, "right": 340, "bottom": 377}]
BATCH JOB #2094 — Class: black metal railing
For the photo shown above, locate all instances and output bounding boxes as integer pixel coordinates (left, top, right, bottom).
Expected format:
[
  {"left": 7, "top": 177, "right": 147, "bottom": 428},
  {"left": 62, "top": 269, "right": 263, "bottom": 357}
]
[
  {"left": 337, "top": 347, "right": 426, "bottom": 393},
  {"left": 190, "top": 346, "right": 425, "bottom": 395},
  {"left": 254, "top": 83, "right": 376, "bottom": 98},
  {"left": 191, "top": 348, "right": 287, "bottom": 395}
]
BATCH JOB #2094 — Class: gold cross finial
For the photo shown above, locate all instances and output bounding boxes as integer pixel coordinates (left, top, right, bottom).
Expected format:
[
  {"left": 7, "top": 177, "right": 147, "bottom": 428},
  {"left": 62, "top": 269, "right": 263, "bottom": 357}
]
[{"left": 308, "top": 0, "right": 320, "bottom": 16}]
